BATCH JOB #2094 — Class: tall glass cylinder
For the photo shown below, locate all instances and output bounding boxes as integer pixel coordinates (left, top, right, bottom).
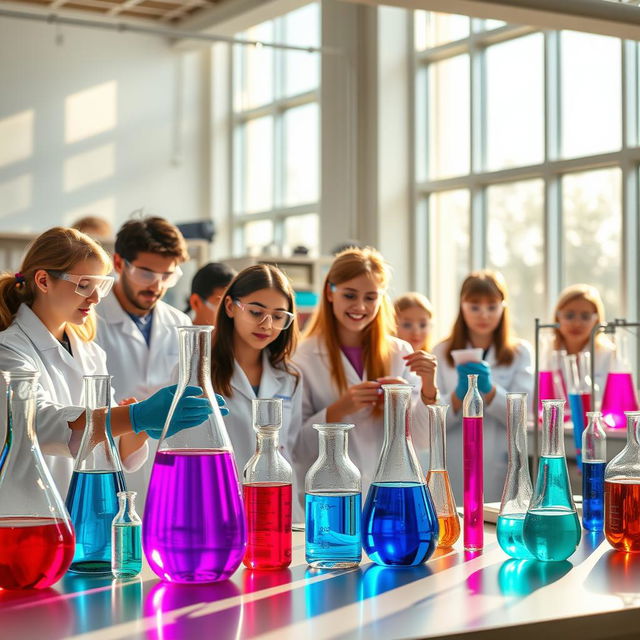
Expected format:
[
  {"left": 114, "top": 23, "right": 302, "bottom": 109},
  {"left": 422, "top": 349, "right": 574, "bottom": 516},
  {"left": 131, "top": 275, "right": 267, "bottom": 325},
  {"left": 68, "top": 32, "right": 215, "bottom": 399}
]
[
  {"left": 362, "top": 384, "right": 438, "bottom": 566},
  {"left": 582, "top": 411, "right": 606, "bottom": 532},
  {"left": 66, "top": 375, "right": 125, "bottom": 574},
  {"left": 143, "top": 326, "right": 246, "bottom": 583},
  {"left": 463, "top": 374, "right": 483, "bottom": 551},
  {"left": 0, "top": 371, "right": 75, "bottom": 589}
]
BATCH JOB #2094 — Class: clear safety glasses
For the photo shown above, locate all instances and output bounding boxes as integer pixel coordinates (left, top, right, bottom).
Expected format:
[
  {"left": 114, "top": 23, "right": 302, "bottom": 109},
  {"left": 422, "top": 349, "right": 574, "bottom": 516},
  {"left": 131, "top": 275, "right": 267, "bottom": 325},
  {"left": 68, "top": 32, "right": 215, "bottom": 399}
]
[
  {"left": 234, "top": 300, "right": 295, "bottom": 330},
  {"left": 124, "top": 260, "right": 183, "bottom": 289},
  {"left": 461, "top": 301, "right": 506, "bottom": 316},
  {"left": 558, "top": 311, "right": 598, "bottom": 324},
  {"left": 398, "top": 320, "right": 432, "bottom": 332},
  {"left": 48, "top": 271, "right": 114, "bottom": 299}
]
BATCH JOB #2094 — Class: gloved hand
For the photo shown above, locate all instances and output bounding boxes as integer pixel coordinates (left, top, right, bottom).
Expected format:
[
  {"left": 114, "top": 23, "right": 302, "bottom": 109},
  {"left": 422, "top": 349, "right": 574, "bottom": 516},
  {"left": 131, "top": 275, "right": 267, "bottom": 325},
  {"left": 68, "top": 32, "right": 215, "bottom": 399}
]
[
  {"left": 455, "top": 365, "right": 471, "bottom": 400},
  {"left": 130, "top": 385, "right": 228, "bottom": 440},
  {"left": 462, "top": 361, "right": 494, "bottom": 395}
]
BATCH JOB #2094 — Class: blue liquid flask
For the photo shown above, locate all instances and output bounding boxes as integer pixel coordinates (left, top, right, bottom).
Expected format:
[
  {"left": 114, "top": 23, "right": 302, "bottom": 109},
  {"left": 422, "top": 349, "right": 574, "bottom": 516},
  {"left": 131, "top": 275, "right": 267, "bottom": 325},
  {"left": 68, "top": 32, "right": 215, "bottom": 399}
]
[
  {"left": 497, "top": 393, "right": 534, "bottom": 559},
  {"left": 66, "top": 375, "right": 126, "bottom": 574},
  {"left": 112, "top": 491, "right": 142, "bottom": 579},
  {"left": 523, "top": 400, "right": 581, "bottom": 562},
  {"left": 305, "top": 423, "right": 361, "bottom": 569},
  {"left": 362, "top": 385, "right": 438, "bottom": 566},
  {"left": 582, "top": 411, "right": 606, "bottom": 531}
]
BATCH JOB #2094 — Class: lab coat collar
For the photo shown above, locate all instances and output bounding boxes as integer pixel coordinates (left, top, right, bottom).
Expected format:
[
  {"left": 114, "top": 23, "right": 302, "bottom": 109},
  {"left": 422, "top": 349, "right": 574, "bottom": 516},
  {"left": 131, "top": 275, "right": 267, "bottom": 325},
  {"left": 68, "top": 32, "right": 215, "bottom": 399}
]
[
  {"left": 231, "top": 350, "right": 289, "bottom": 400},
  {"left": 97, "top": 291, "right": 151, "bottom": 345}
]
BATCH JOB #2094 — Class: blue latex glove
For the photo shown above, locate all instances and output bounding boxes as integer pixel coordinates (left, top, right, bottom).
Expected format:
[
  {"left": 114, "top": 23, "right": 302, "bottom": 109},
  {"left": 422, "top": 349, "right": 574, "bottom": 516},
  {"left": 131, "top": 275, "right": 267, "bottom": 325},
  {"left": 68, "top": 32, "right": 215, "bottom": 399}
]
[
  {"left": 461, "top": 361, "right": 494, "bottom": 395},
  {"left": 455, "top": 364, "right": 471, "bottom": 400},
  {"left": 130, "top": 385, "right": 228, "bottom": 440}
]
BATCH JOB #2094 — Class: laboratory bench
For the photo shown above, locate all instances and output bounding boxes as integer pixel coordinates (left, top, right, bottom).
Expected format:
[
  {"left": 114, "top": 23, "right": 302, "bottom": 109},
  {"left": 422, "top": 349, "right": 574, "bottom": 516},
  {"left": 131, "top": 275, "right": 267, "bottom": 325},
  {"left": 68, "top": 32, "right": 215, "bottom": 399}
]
[{"left": 2, "top": 527, "right": 640, "bottom": 640}]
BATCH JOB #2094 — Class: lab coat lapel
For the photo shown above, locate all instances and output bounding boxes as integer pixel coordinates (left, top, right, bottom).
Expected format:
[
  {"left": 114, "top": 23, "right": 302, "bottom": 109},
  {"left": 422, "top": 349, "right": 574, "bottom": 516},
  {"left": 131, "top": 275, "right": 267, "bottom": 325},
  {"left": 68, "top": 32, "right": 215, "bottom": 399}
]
[
  {"left": 312, "top": 336, "right": 363, "bottom": 384},
  {"left": 258, "top": 350, "right": 287, "bottom": 398},
  {"left": 149, "top": 303, "right": 175, "bottom": 359},
  {"left": 100, "top": 293, "right": 147, "bottom": 346},
  {"left": 230, "top": 363, "right": 257, "bottom": 401}
]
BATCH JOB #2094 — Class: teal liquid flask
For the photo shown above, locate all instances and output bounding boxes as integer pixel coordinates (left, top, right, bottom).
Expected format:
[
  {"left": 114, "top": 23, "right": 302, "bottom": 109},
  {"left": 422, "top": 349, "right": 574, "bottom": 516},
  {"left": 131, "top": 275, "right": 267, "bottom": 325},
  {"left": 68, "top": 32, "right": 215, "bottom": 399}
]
[
  {"left": 523, "top": 400, "right": 581, "bottom": 561},
  {"left": 112, "top": 491, "right": 142, "bottom": 579}
]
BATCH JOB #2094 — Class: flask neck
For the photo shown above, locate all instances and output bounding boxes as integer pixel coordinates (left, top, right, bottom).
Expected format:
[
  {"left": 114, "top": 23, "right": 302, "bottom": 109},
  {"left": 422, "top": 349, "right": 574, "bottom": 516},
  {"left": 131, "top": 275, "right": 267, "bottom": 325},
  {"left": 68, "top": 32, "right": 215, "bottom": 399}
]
[
  {"left": 583, "top": 412, "right": 606, "bottom": 462},
  {"left": 428, "top": 404, "right": 448, "bottom": 471},
  {"left": 3, "top": 376, "right": 39, "bottom": 461},
  {"left": 179, "top": 326, "right": 211, "bottom": 388},
  {"left": 625, "top": 412, "right": 640, "bottom": 449},
  {"left": 117, "top": 491, "right": 141, "bottom": 523},
  {"left": 541, "top": 400, "right": 566, "bottom": 457},
  {"left": 463, "top": 375, "right": 483, "bottom": 418},
  {"left": 318, "top": 429, "right": 348, "bottom": 465},
  {"left": 506, "top": 394, "right": 529, "bottom": 470},
  {"left": 255, "top": 428, "right": 280, "bottom": 453}
]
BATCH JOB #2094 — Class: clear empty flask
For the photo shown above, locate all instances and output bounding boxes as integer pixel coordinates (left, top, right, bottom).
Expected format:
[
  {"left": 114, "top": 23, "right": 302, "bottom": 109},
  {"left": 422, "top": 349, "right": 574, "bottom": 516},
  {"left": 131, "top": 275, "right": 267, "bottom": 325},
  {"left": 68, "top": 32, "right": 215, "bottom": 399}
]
[
  {"left": 143, "top": 326, "right": 246, "bottom": 583},
  {"left": 604, "top": 411, "right": 640, "bottom": 551},
  {"left": 463, "top": 374, "right": 483, "bottom": 551},
  {"left": 0, "top": 371, "right": 75, "bottom": 589},
  {"left": 66, "top": 375, "right": 125, "bottom": 574},
  {"left": 523, "top": 400, "right": 581, "bottom": 561},
  {"left": 243, "top": 398, "right": 293, "bottom": 570},
  {"left": 362, "top": 384, "right": 438, "bottom": 566},
  {"left": 601, "top": 333, "right": 639, "bottom": 429},
  {"left": 112, "top": 491, "right": 142, "bottom": 579},
  {"left": 305, "top": 423, "right": 361, "bottom": 569},
  {"left": 426, "top": 404, "right": 459, "bottom": 548},
  {"left": 497, "top": 393, "right": 534, "bottom": 559},
  {"left": 582, "top": 412, "right": 606, "bottom": 532}
]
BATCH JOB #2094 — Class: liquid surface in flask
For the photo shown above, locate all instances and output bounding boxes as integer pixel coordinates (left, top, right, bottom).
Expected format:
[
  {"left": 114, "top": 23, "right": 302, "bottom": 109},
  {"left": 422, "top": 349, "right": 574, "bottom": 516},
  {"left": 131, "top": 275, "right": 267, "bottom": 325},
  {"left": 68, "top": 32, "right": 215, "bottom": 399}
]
[
  {"left": 605, "top": 478, "right": 640, "bottom": 551},
  {"left": 496, "top": 513, "right": 534, "bottom": 559},
  {"left": 582, "top": 461, "right": 605, "bottom": 531},
  {"left": 144, "top": 449, "right": 246, "bottom": 583}
]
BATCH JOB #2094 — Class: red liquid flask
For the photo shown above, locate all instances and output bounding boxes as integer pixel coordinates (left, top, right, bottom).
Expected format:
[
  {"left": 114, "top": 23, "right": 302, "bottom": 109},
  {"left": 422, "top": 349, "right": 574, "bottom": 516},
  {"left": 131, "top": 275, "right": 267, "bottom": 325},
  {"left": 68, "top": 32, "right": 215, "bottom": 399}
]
[{"left": 0, "top": 371, "right": 75, "bottom": 589}]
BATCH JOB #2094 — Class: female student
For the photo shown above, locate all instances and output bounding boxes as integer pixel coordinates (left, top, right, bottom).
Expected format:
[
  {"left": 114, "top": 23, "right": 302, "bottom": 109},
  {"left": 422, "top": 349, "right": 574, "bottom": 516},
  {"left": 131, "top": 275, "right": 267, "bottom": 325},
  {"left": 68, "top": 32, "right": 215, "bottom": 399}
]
[
  {"left": 394, "top": 292, "right": 434, "bottom": 353},
  {"left": 291, "top": 247, "right": 439, "bottom": 502},
  {"left": 210, "top": 264, "right": 303, "bottom": 512},
  {"left": 0, "top": 227, "right": 213, "bottom": 494},
  {"left": 432, "top": 270, "right": 533, "bottom": 503},
  {"left": 553, "top": 284, "right": 613, "bottom": 396}
]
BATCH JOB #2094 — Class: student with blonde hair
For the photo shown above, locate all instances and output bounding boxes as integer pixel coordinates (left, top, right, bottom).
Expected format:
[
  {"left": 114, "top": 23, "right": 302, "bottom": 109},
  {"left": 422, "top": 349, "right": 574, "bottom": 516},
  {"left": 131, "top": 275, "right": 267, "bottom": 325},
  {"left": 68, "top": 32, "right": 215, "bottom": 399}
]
[
  {"left": 0, "top": 227, "right": 213, "bottom": 494},
  {"left": 394, "top": 292, "right": 434, "bottom": 353},
  {"left": 291, "top": 247, "right": 439, "bottom": 501},
  {"left": 433, "top": 270, "right": 533, "bottom": 502}
]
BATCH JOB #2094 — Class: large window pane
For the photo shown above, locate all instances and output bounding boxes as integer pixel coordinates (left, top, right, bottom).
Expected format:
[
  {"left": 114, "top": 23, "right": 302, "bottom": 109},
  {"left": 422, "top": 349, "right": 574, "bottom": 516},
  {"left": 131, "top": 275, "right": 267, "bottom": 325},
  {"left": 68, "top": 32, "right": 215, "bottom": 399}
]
[
  {"left": 415, "top": 11, "right": 469, "bottom": 51},
  {"left": 486, "top": 34, "right": 544, "bottom": 170},
  {"left": 244, "top": 220, "right": 274, "bottom": 256},
  {"left": 429, "top": 190, "right": 470, "bottom": 342},
  {"left": 284, "top": 103, "right": 319, "bottom": 207},
  {"left": 487, "top": 180, "right": 544, "bottom": 343},
  {"left": 428, "top": 55, "right": 470, "bottom": 179},
  {"left": 563, "top": 168, "right": 622, "bottom": 319},
  {"left": 234, "top": 116, "right": 274, "bottom": 214},
  {"left": 284, "top": 3, "right": 320, "bottom": 97},
  {"left": 233, "top": 21, "right": 274, "bottom": 112},
  {"left": 284, "top": 213, "right": 319, "bottom": 256},
  {"left": 561, "top": 31, "right": 621, "bottom": 158}
]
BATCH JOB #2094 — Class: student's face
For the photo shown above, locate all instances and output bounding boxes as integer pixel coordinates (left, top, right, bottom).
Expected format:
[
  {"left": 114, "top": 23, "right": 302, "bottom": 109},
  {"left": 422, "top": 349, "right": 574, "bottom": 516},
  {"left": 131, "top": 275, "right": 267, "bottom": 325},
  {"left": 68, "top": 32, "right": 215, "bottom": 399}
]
[
  {"left": 114, "top": 252, "right": 181, "bottom": 313},
  {"left": 556, "top": 298, "right": 598, "bottom": 346},
  {"left": 225, "top": 288, "right": 290, "bottom": 352},
  {"left": 396, "top": 307, "right": 432, "bottom": 351},
  {"left": 327, "top": 273, "right": 384, "bottom": 335},
  {"left": 460, "top": 296, "right": 504, "bottom": 337}
]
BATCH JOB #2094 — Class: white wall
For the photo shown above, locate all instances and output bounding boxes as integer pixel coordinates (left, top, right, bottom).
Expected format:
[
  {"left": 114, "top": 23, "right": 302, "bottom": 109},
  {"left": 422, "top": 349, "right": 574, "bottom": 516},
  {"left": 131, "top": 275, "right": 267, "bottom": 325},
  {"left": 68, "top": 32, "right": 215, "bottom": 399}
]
[{"left": 0, "top": 18, "right": 209, "bottom": 233}]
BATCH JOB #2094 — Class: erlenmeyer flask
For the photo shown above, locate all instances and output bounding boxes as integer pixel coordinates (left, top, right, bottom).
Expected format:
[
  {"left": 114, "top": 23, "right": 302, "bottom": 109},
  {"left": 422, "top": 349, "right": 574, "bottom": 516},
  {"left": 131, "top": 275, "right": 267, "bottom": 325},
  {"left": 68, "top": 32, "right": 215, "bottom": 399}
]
[
  {"left": 243, "top": 398, "right": 293, "bottom": 570},
  {"left": 66, "top": 375, "right": 125, "bottom": 574},
  {"left": 0, "top": 370, "right": 75, "bottom": 589},
  {"left": 362, "top": 384, "right": 438, "bottom": 566},
  {"left": 601, "top": 334, "right": 639, "bottom": 429},
  {"left": 604, "top": 411, "right": 640, "bottom": 551},
  {"left": 143, "top": 326, "right": 246, "bottom": 583},
  {"left": 463, "top": 374, "right": 483, "bottom": 551},
  {"left": 582, "top": 411, "right": 606, "bottom": 532},
  {"left": 305, "top": 423, "right": 361, "bottom": 569},
  {"left": 497, "top": 393, "right": 534, "bottom": 559},
  {"left": 426, "top": 404, "right": 459, "bottom": 548},
  {"left": 523, "top": 400, "right": 581, "bottom": 561}
]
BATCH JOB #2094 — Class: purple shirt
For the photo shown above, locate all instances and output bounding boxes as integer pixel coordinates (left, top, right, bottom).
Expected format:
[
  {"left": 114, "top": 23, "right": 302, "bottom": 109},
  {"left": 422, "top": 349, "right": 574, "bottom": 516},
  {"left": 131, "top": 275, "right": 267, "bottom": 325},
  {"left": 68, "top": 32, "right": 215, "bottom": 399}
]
[{"left": 341, "top": 345, "right": 364, "bottom": 379}]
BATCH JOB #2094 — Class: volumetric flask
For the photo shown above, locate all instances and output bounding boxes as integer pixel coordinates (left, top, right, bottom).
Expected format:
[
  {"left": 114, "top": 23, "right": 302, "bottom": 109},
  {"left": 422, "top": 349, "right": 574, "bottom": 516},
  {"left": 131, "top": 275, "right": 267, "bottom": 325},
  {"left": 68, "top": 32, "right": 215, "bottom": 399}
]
[{"left": 112, "top": 490, "right": 142, "bottom": 579}]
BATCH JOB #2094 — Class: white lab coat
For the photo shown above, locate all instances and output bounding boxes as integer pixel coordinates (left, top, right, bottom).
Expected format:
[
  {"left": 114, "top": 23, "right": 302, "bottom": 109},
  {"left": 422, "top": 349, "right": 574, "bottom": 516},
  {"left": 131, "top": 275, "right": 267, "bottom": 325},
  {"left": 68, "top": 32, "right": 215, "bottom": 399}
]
[
  {"left": 291, "top": 335, "right": 430, "bottom": 508},
  {"left": 432, "top": 339, "right": 534, "bottom": 504},
  {"left": 0, "top": 304, "right": 148, "bottom": 496},
  {"left": 94, "top": 293, "right": 190, "bottom": 506},
  {"left": 220, "top": 350, "right": 304, "bottom": 519}
]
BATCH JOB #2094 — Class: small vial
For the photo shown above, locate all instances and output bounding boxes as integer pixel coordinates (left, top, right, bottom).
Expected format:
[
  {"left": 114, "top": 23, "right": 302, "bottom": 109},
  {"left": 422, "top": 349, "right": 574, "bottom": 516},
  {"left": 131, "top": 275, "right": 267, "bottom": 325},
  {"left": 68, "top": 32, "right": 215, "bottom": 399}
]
[{"left": 112, "top": 491, "right": 142, "bottom": 579}]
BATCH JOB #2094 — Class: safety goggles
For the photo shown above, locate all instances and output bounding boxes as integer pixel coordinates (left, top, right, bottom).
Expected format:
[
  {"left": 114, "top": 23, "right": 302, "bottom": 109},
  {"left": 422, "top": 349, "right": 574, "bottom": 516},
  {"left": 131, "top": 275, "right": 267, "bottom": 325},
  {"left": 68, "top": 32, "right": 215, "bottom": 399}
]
[
  {"left": 202, "top": 294, "right": 224, "bottom": 312},
  {"left": 462, "top": 301, "right": 506, "bottom": 316},
  {"left": 47, "top": 271, "right": 114, "bottom": 299},
  {"left": 329, "top": 284, "right": 385, "bottom": 305},
  {"left": 124, "top": 260, "right": 183, "bottom": 289},
  {"left": 398, "top": 320, "right": 432, "bottom": 332},
  {"left": 234, "top": 299, "right": 295, "bottom": 330},
  {"left": 558, "top": 310, "right": 598, "bottom": 324}
]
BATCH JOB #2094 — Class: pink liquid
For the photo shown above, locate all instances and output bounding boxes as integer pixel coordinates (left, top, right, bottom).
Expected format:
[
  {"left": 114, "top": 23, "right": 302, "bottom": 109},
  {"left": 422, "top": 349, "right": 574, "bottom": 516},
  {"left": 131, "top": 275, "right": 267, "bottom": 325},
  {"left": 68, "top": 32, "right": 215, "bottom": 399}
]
[
  {"left": 601, "top": 372, "right": 640, "bottom": 429},
  {"left": 463, "top": 417, "right": 483, "bottom": 550}
]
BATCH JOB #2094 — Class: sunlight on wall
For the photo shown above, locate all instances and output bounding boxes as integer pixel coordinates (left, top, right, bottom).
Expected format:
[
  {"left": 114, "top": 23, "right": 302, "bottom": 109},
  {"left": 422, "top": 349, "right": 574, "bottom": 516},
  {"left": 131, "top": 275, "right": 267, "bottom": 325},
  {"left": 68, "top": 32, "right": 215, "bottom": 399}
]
[
  {"left": 63, "top": 196, "right": 116, "bottom": 229},
  {"left": 0, "top": 174, "right": 33, "bottom": 218},
  {"left": 65, "top": 81, "right": 117, "bottom": 144},
  {"left": 0, "top": 110, "right": 34, "bottom": 169},
  {"left": 63, "top": 143, "right": 115, "bottom": 193}
]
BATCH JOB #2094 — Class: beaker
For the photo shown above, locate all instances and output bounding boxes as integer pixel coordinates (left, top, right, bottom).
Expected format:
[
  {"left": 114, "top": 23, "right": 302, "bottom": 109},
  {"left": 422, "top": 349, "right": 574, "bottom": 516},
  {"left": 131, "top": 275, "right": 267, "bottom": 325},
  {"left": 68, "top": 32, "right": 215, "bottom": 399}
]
[
  {"left": 66, "top": 375, "right": 125, "bottom": 574},
  {"left": 601, "top": 333, "right": 639, "bottom": 429},
  {"left": 497, "top": 393, "right": 534, "bottom": 559},
  {"left": 582, "top": 412, "right": 606, "bottom": 532},
  {"left": 143, "top": 326, "right": 246, "bottom": 583},
  {"left": 523, "top": 400, "right": 581, "bottom": 561},
  {"left": 112, "top": 490, "right": 142, "bottom": 579},
  {"left": 305, "top": 423, "right": 361, "bottom": 569},
  {"left": 426, "top": 404, "right": 459, "bottom": 548},
  {"left": 0, "top": 370, "right": 75, "bottom": 589},
  {"left": 362, "top": 384, "right": 438, "bottom": 566},
  {"left": 463, "top": 374, "right": 483, "bottom": 551},
  {"left": 243, "top": 398, "right": 293, "bottom": 570}
]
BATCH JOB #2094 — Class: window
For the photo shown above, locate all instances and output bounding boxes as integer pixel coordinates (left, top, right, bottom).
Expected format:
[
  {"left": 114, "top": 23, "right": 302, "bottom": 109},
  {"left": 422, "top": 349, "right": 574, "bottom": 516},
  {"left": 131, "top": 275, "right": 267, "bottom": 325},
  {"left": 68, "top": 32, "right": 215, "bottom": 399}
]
[{"left": 232, "top": 3, "right": 320, "bottom": 257}]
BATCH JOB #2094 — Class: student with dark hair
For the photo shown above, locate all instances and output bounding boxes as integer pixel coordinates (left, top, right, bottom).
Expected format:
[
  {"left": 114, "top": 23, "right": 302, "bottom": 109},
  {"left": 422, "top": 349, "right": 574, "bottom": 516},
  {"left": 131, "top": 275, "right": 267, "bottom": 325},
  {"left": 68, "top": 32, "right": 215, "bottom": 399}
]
[{"left": 188, "top": 262, "right": 236, "bottom": 326}]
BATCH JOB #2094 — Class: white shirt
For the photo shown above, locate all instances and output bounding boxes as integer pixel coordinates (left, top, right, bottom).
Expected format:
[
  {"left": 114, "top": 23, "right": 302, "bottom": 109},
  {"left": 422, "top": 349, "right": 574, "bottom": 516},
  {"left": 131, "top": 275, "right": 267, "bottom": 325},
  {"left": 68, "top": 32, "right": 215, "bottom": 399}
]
[
  {"left": 0, "top": 304, "right": 148, "bottom": 496},
  {"left": 432, "top": 339, "right": 534, "bottom": 503}
]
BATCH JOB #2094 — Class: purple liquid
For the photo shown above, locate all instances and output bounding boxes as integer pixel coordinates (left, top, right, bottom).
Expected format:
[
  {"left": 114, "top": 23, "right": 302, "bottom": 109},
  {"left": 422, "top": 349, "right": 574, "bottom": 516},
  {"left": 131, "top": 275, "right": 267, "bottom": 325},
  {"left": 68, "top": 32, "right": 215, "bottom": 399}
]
[
  {"left": 601, "top": 372, "right": 639, "bottom": 429},
  {"left": 143, "top": 449, "right": 246, "bottom": 583},
  {"left": 463, "top": 416, "right": 483, "bottom": 551}
]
